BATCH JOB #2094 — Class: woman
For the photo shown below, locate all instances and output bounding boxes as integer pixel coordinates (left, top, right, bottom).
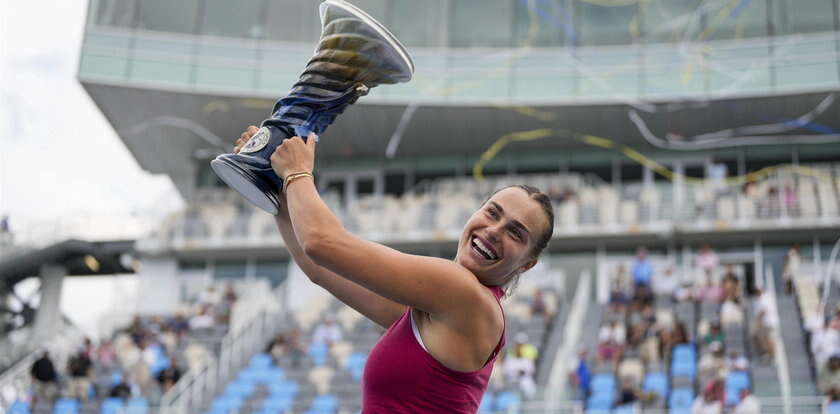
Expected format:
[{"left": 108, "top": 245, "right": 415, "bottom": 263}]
[{"left": 234, "top": 126, "right": 555, "bottom": 413}]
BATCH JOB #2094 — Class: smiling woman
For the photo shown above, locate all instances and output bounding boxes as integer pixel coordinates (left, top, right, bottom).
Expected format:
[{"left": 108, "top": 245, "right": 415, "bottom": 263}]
[{"left": 232, "top": 126, "right": 555, "bottom": 413}]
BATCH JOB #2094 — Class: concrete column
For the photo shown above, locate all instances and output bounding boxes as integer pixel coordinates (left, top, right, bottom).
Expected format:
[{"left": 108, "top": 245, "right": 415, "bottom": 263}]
[{"left": 32, "top": 264, "right": 66, "bottom": 343}]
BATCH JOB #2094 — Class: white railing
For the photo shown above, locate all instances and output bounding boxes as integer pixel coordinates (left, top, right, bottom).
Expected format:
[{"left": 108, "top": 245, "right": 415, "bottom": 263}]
[
  {"left": 766, "top": 266, "right": 793, "bottom": 414},
  {"left": 545, "top": 270, "right": 591, "bottom": 411},
  {"left": 159, "top": 286, "right": 287, "bottom": 414}
]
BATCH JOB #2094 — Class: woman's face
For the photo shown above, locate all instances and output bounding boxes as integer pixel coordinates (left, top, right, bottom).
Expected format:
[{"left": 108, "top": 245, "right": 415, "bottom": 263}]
[{"left": 455, "top": 187, "right": 549, "bottom": 286}]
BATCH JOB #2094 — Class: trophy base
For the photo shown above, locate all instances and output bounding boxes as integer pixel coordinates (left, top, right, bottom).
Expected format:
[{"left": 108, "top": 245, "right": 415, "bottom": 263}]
[{"left": 210, "top": 154, "right": 281, "bottom": 215}]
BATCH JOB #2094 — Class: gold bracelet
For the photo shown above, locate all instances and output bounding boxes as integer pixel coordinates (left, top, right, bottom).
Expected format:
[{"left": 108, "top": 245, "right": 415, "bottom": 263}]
[{"left": 283, "top": 171, "right": 314, "bottom": 193}]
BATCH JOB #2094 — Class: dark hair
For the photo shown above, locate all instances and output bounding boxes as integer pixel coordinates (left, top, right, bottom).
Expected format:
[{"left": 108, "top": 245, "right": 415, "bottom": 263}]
[{"left": 485, "top": 184, "right": 555, "bottom": 258}]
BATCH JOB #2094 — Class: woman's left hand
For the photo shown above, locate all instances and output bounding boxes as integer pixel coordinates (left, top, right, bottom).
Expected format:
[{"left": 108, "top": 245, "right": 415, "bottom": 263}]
[{"left": 271, "top": 133, "right": 318, "bottom": 178}]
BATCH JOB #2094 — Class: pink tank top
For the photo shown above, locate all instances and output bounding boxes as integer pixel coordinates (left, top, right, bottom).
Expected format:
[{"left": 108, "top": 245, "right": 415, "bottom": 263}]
[{"left": 362, "top": 286, "right": 506, "bottom": 413}]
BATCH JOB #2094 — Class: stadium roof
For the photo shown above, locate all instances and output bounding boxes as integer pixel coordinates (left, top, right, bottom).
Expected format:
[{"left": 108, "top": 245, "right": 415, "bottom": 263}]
[
  {"left": 0, "top": 239, "right": 136, "bottom": 286},
  {"left": 81, "top": 80, "right": 840, "bottom": 195}
]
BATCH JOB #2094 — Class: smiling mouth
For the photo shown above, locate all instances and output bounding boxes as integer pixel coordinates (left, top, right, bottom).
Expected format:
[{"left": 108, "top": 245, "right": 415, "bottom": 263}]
[{"left": 470, "top": 235, "right": 499, "bottom": 261}]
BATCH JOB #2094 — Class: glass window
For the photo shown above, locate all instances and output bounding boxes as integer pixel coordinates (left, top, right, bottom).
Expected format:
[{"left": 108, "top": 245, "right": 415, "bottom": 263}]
[
  {"left": 93, "top": 0, "right": 136, "bottom": 28},
  {"left": 777, "top": 0, "right": 835, "bottom": 34},
  {"left": 706, "top": 0, "right": 769, "bottom": 40},
  {"left": 200, "top": 0, "right": 265, "bottom": 39},
  {"left": 254, "top": 260, "right": 289, "bottom": 287},
  {"left": 387, "top": 0, "right": 447, "bottom": 47},
  {"left": 265, "top": 0, "right": 321, "bottom": 43},
  {"left": 577, "top": 1, "right": 640, "bottom": 46},
  {"left": 137, "top": 0, "right": 199, "bottom": 34},
  {"left": 451, "top": 0, "right": 514, "bottom": 48},
  {"left": 641, "top": 0, "right": 703, "bottom": 44},
  {"left": 214, "top": 261, "right": 248, "bottom": 279},
  {"left": 513, "top": 0, "right": 569, "bottom": 47}
]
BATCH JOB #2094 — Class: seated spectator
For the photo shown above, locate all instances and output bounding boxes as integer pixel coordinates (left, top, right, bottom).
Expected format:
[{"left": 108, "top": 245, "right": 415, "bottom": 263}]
[
  {"left": 692, "top": 387, "right": 723, "bottom": 414},
  {"left": 675, "top": 281, "right": 694, "bottom": 302},
  {"left": 615, "top": 263, "right": 631, "bottom": 289},
  {"left": 653, "top": 265, "right": 679, "bottom": 298},
  {"left": 166, "top": 313, "right": 190, "bottom": 338},
  {"left": 615, "top": 377, "right": 640, "bottom": 407},
  {"left": 702, "top": 322, "right": 725, "bottom": 346},
  {"left": 597, "top": 320, "right": 626, "bottom": 364},
  {"left": 813, "top": 319, "right": 840, "bottom": 368},
  {"left": 567, "top": 349, "right": 591, "bottom": 400},
  {"left": 721, "top": 270, "right": 741, "bottom": 303},
  {"left": 312, "top": 314, "right": 343, "bottom": 347},
  {"left": 267, "top": 328, "right": 305, "bottom": 368},
  {"left": 733, "top": 389, "right": 760, "bottom": 414},
  {"left": 503, "top": 343, "right": 536, "bottom": 399},
  {"left": 510, "top": 332, "right": 538, "bottom": 361},
  {"left": 609, "top": 280, "right": 631, "bottom": 314},
  {"left": 819, "top": 356, "right": 840, "bottom": 394},
  {"left": 198, "top": 285, "right": 222, "bottom": 308},
  {"left": 726, "top": 351, "right": 749, "bottom": 372},
  {"left": 157, "top": 360, "right": 182, "bottom": 393},
  {"left": 30, "top": 350, "right": 58, "bottom": 405},
  {"left": 530, "top": 288, "right": 550, "bottom": 319},
  {"left": 695, "top": 245, "right": 720, "bottom": 275},
  {"left": 109, "top": 380, "right": 132, "bottom": 400},
  {"left": 695, "top": 270, "right": 723, "bottom": 303},
  {"left": 632, "top": 247, "right": 653, "bottom": 289},
  {"left": 96, "top": 339, "right": 117, "bottom": 370},
  {"left": 67, "top": 351, "right": 93, "bottom": 401},
  {"left": 189, "top": 306, "right": 216, "bottom": 330},
  {"left": 632, "top": 284, "right": 655, "bottom": 311},
  {"left": 721, "top": 299, "right": 744, "bottom": 327},
  {"left": 698, "top": 342, "right": 726, "bottom": 381}
]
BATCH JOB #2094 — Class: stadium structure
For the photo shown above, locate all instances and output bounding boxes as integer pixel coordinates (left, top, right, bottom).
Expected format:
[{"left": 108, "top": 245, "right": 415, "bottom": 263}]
[{"left": 1, "top": 0, "right": 840, "bottom": 413}]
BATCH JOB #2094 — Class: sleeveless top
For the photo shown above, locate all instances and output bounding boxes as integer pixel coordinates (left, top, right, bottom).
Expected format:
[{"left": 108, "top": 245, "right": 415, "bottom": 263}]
[{"left": 362, "top": 285, "right": 506, "bottom": 413}]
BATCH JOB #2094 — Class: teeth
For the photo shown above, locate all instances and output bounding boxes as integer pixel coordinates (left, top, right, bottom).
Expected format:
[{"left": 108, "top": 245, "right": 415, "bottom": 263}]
[{"left": 473, "top": 237, "right": 497, "bottom": 260}]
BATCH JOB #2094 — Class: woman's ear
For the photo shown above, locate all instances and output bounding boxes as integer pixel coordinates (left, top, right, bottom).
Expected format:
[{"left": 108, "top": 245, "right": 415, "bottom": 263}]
[{"left": 518, "top": 258, "right": 538, "bottom": 275}]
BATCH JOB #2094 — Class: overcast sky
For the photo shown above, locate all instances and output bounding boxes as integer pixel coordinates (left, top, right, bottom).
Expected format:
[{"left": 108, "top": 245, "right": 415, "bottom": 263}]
[{"left": 1, "top": 0, "right": 181, "bottom": 244}]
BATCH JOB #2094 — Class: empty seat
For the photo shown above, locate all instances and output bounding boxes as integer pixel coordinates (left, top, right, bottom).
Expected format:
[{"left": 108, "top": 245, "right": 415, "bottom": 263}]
[
  {"left": 126, "top": 398, "right": 149, "bottom": 414},
  {"left": 53, "top": 398, "right": 80, "bottom": 414},
  {"left": 643, "top": 372, "right": 668, "bottom": 399},
  {"left": 669, "top": 388, "right": 693, "bottom": 410},
  {"left": 10, "top": 401, "right": 30, "bottom": 414},
  {"left": 100, "top": 398, "right": 123, "bottom": 414},
  {"left": 591, "top": 373, "right": 617, "bottom": 393}
]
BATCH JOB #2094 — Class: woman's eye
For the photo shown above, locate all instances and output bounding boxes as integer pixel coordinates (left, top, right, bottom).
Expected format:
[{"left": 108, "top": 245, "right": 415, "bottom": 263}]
[{"left": 487, "top": 208, "right": 499, "bottom": 218}]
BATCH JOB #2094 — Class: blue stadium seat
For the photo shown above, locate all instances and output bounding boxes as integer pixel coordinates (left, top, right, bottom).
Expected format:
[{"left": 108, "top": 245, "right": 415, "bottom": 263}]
[
  {"left": 224, "top": 380, "right": 256, "bottom": 398},
  {"left": 670, "top": 360, "right": 696, "bottom": 378},
  {"left": 478, "top": 392, "right": 494, "bottom": 413},
  {"left": 345, "top": 352, "right": 367, "bottom": 381},
  {"left": 268, "top": 380, "right": 300, "bottom": 398},
  {"left": 724, "top": 372, "right": 751, "bottom": 405},
  {"left": 262, "top": 394, "right": 295, "bottom": 412},
  {"left": 9, "top": 401, "right": 30, "bottom": 414},
  {"left": 828, "top": 401, "right": 840, "bottom": 414},
  {"left": 249, "top": 353, "right": 274, "bottom": 369},
  {"left": 591, "top": 373, "right": 616, "bottom": 393},
  {"left": 672, "top": 345, "right": 696, "bottom": 361},
  {"left": 643, "top": 372, "right": 668, "bottom": 398},
  {"left": 126, "top": 397, "right": 149, "bottom": 414},
  {"left": 668, "top": 388, "right": 693, "bottom": 411},
  {"left": 309, "top": 343, "right": 330, "bottom": 366},
  {"left": 100, "top": 398, "right": 124, "bottom": 414},
  {"left": 493, "top": 391, "right": 521, "bottom": 411},
  {"left": 586, "top": 392, "right": 614, "bottom": 411},
  {"left": 53, "top": 398, "right": 80, "bottom": 414},
  {"left": 305, "top": 394, "right": 339, "bottom": 414},
  {"left": 613, "top": 404, "right": 636, "bottom": 414}
]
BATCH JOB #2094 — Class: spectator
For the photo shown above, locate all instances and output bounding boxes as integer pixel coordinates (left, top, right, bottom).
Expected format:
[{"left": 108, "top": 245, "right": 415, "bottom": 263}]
[
  {"left": 502, "top": 342, "right": 536, "bottom": 399},
  {"left": 157, "top": 360, "right": 182, "bottom": 393},
  {"left": 189, "top": 306, "right": 215, "bottom": 330},
  {"left": 751, "top": 288, "right": 778, "bottom": 362},
  {"left": 568, "top": 349, "right": 591, "bottom": 400},
  {"left": 702, "top": 322, "right": 725, "bottom": 346},
  {"left": 96, "top": 339, "right": 117, "bottom": 370},
  {"left": 695, "top": 270, "right": 723, "bottom": 303},
  {"left": 312, "top": 314, "right": 343, "bottom": 347},
  {"left": 597, "top": 320, "right": 626, "bottom": 364},
  {"left": 615, "top": 377, "right": 639, "bottom": 407},
  {"left": 530, "top": 288, "right": 550, "bottom": 319},
  {"left": 726, "top": 351, "right": 749, "bottom": 372},
  {"left": 782, "top": 245, "right": 800, "bottom": 294},
  {"left": 67, "top": 351, "right": 93, "bottom": 401},
  {"left": 632, "top": 247, "right": 653, "bottom": 288},
  {"left": 510, "top": 332, "right": 538, "bottom": 361},
  {"left": 632, "top": 284, "right": 655, "bottom": 311},
  {"left": 653, "top": 265, "right": 679, "bottom": 298},
  {"left": 819, "top": 356, "right": 840, "bottom": 394},
  {"left": 609, "top": 279, "right": 631, "bottom": 314},
  {"left": 199, "top": 285, "right": 221, "bottom": 308},
  {"left": 675, "top": 281, "right": 694, "bottom": 302},
  {"left": 167, "top": 313, "right": 190, "bottom": 338},
  {"left": 267, "top": 328, "right": 306, "bottom": 368},
  {"left": 108, "top": 380, "right": 132, "bottom": 400},
  {"left": 698, "top": 342, "right": 726, "bottom": 381},
  {"left": 30, "top": 350, "right": 58, "bottom": 404},
  {"left": 615, "top": 264, "right": 631, "bottom": 291},
  {"left": 813, "top": 319, "right": 840, "bottom": 368},
  {"left": 692, "top": 386, "right": 723, "bottom": 414},
  {"left": 721, "top": 270, "right": 741, "bottom": 303},
  {"left": 732, "top": 388, "right": 761, "bottom": 414},
  {"left": 695, "top": 245, "right": 720, "bottom": 275}
]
